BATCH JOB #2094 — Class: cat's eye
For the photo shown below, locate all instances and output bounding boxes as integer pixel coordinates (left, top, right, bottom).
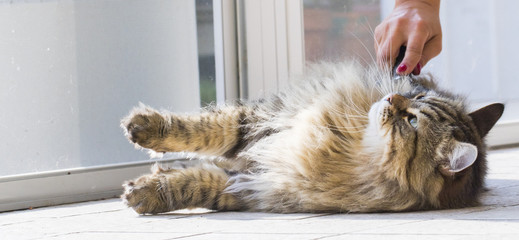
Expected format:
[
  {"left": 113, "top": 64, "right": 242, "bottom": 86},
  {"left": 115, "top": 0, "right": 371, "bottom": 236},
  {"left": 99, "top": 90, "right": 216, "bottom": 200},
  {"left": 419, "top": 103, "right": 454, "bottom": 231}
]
[
  {"left": 415, "top": 94, "right": 425, "bottom": 100},
  {"left": 408, "top": 115, "right": 418, "bottom": 128}
]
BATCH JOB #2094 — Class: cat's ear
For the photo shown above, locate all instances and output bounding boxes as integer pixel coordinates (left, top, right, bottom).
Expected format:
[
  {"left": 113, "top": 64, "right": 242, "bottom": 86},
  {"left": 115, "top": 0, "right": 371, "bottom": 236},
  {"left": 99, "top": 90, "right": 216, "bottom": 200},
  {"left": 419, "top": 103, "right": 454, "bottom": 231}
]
[
  {"left": 440, "top": 141, "right": 478, "bottom": 176},
  {"left": 469, "top": 103, "right": 504, "bottom": 138}
]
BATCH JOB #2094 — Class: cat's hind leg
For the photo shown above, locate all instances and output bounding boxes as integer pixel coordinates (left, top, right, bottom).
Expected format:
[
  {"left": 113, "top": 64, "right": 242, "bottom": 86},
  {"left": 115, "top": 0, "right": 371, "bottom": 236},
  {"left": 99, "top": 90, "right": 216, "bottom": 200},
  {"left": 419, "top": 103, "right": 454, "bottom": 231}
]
[
  {"left": 121, "top": 104, "right": 255, "bottom": 157},
  {"left": 122, "top": 164, "right": 243, "bottom": 214}
]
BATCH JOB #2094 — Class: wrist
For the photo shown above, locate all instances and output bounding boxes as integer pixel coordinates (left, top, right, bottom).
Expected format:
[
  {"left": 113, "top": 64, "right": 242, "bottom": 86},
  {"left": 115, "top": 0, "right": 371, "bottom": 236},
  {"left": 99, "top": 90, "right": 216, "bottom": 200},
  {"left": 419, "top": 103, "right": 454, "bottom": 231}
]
[{"left": 395, "top": 0, "right": 440, "bottom": 12}]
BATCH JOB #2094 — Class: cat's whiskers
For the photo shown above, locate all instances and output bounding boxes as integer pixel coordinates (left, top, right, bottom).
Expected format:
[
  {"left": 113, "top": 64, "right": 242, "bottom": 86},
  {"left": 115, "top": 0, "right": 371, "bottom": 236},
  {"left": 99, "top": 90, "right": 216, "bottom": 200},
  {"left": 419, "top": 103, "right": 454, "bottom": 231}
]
[
  {"left": 346, "top": 23, "right": 377, "bottom": 66},
  {"left": 322, "top": 125, "right": 365, "bottom": 134}
]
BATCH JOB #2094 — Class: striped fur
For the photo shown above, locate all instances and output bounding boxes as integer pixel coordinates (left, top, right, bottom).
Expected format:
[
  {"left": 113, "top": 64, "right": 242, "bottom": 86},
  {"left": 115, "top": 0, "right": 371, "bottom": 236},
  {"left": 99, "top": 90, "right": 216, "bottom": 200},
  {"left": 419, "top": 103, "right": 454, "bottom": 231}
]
[{"left": 121, "top": 62, "right": 503, "bottom": 214}]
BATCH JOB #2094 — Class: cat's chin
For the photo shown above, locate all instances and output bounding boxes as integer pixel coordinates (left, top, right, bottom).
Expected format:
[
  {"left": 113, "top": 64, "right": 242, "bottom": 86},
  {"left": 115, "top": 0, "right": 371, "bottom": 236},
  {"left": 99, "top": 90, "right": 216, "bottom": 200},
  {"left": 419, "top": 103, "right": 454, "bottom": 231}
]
[
  {"left": 368, "top": 96, "right": 391, "bottom": 133},
  {"left": 362, "top": 102, "right": 387, "bottom": 154}
]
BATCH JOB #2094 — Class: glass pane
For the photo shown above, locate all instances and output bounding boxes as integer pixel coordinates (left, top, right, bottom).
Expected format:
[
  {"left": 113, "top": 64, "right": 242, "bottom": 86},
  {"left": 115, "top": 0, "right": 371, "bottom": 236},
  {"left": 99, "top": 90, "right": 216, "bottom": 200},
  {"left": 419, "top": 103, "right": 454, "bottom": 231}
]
[
  {"left": 427, "top": 0, "right": 519, "bottom": 122},
  {"left": 196, "top": 0, "right": 217, "bottom": 106},
  {"left": 303, "top": 0, "right": 380, "bottom": 64},
  {"left": 0, "top": 0, "right": 215, "bottom": 176}
]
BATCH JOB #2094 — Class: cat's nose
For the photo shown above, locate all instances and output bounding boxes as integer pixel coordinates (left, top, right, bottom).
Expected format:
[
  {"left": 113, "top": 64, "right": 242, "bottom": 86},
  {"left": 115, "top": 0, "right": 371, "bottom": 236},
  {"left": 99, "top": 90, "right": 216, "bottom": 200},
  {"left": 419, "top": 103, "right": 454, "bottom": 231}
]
[{"left": 385, "top": 94, "right": 408, "bottom": 109}]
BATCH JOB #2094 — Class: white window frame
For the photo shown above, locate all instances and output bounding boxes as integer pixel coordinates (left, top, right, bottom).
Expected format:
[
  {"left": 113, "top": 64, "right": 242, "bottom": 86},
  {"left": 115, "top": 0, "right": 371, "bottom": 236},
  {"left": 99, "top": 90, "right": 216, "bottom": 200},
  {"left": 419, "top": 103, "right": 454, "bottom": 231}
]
[
  {"left": 236, "top": 0, "right": 305, "bottom": 99},
  {"left": 214, "top": 0, "right": 239, "bottom": 103},
  {"left": 487, "top": 120, "right": 519, "bottom": 147},
  {"left": 0, "top": 158, "right": 184, "bottom": 212}
]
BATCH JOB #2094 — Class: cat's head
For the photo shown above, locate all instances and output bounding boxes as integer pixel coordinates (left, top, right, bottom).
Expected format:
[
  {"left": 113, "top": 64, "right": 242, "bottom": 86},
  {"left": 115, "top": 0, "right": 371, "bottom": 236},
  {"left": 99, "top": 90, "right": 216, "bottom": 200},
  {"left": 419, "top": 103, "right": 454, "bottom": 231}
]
[{"left": 366, "top": 80, "right": 504, "bottom": 209}]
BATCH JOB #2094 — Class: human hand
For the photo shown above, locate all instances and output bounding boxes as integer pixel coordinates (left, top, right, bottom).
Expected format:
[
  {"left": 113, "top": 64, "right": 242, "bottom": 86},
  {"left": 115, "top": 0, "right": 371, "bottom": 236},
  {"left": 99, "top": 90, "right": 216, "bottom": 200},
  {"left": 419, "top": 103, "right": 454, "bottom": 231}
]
[{"left": 375, "top": 0, "right": 442, "bottom": 75}]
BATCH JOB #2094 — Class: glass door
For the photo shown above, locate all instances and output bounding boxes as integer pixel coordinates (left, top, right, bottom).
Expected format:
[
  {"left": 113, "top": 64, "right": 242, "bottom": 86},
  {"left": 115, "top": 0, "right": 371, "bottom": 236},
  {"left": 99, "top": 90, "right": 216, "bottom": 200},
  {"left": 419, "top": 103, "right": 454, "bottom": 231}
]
[{"left": 0, "top": 0, "right": 218, "bottom": 177}]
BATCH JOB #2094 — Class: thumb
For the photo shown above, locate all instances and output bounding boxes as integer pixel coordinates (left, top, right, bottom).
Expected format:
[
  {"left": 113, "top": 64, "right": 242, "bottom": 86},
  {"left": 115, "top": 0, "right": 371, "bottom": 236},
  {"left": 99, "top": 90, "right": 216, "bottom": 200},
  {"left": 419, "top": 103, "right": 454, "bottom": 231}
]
[{"left": 419, "top": 36, "right": 442, "bottom": 67}]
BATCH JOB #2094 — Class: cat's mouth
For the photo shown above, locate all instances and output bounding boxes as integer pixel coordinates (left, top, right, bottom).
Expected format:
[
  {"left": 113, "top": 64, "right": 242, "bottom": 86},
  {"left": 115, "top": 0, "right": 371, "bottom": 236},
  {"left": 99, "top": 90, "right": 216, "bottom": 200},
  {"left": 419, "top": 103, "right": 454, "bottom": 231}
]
[{"left": 369, "top": 95, "right": 393, "bottom": 131}]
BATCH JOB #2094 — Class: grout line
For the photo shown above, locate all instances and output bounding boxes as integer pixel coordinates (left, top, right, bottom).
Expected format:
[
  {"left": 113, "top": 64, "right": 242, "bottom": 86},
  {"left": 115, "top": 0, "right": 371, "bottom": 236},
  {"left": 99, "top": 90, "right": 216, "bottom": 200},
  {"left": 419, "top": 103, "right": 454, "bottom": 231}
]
[
  {"left": 0, "top": 219, "right": 37, "bottom": 227},
  {"left": 166, "top": 232, "right": 213, "bottom": 239},
  {"left": 0, "top": 209, "right": 127, "bottom": 228},
  {"left": 172, "top": 232, "right": 342, "bottom": 238},
  {"left": 56, "top": 208, "right": 125, "bottom": 218},
  {"left": 317, "top": 232, "right": 501, "bottom": 238},
  {"left": 312, "top": 233, "right": 343, "bottom": 240},
  {"left": 42, "top": 231, "right": 213, "bottom": 239},
  {"left": 320, "top": 218, "right": 433, "bottom": 239},
  {"left": 294, "top": 213, "right": 336, "bottom": 220},
  {"left": 454, "top": 219, "right": 519, "bottom": 221}
]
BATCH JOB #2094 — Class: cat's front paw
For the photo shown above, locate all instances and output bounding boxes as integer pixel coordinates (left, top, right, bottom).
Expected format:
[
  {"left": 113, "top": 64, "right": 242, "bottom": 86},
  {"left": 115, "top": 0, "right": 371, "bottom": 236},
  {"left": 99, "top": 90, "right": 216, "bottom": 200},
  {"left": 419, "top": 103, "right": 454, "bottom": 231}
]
[
  {"left": 121, "top": 174, "right": 171, "bottom": 214},
  {"left": 121, "top": 105, "right": 168, "bottom": 150}
]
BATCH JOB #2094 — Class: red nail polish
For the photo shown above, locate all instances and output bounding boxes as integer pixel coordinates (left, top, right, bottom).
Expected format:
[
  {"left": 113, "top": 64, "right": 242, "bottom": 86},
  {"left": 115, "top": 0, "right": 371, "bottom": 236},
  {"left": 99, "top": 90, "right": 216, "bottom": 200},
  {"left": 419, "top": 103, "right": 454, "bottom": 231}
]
[
  {"left": 397, "top": 64, "right": 407, "bottom": 73},
  {"left": 412, "top": 63, "right": 422, "bottom": 75}
]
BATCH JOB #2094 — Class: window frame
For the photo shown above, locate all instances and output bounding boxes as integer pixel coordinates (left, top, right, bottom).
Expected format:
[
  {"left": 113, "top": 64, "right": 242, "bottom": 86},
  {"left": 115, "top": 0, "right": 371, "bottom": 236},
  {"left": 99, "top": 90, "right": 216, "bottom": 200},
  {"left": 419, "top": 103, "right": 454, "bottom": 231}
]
[
  {"left": 0, "top": 158, "right": 183, "bottom": 212},
  {"left": 236, "top": 0, "right": 305, "bottom": 99},
  {"left": 214, "top": 0, "right": 239, "bottom": 103}
]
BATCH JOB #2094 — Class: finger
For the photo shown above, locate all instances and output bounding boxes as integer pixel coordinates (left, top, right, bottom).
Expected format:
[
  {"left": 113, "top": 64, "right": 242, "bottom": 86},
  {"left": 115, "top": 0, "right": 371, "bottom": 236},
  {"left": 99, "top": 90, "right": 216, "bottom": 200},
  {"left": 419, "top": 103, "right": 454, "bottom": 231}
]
[
  {"left": 412, "top": 62, "right": 422, "bottom": 75},
  {"left": 412, "top": 36, "right": 442, "bottom": 75},
  {"left": 419, "top": 35, "right": 442, "bottom": 67},
  {"left": 398, "top": 32, "right": 428, "bottom": 75},
  {"left": 374, "top": 28, "right": 392, "bottom": 66},
  {"left": 374, "top": 23, "right": 397, "bottom": 66},
  {"left": 373, "top": 23, "right": 389, "bottom": 50},
  {"left": 377, "top": 37, "right": 405, "bottom": 69}
]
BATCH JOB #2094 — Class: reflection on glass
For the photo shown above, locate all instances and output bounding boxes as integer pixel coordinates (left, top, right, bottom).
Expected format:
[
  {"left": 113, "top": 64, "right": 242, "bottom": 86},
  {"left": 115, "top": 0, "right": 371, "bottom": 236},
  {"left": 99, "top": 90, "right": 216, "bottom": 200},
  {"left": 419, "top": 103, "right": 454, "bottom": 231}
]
[
  {"left": 196, "top": 0, "right": 217, "bottom": 106},
  {"left": 303, "top": 0, "right": 380, "bottom": 64}
]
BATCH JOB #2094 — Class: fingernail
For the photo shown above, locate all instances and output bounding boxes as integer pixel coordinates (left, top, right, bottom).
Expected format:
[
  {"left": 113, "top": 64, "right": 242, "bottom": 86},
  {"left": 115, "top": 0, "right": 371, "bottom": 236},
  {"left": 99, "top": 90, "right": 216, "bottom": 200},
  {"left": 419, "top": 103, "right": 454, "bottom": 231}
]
[
  {"left": 412, "top": 63, "right": 422, "bottom": 75},
  {"left": 396, "top": 64, "right": 407, "bottom": 74}
]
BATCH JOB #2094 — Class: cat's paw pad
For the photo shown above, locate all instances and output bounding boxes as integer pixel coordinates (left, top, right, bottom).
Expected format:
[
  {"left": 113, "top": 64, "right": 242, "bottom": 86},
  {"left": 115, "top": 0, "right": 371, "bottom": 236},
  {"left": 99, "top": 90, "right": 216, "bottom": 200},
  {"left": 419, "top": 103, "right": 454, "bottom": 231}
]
[
  {"left": 121, "top": 105, "right": 168, "bottom": 149},
  {"left": 121, "top": 175, "right": 170, "bottom": 214}
]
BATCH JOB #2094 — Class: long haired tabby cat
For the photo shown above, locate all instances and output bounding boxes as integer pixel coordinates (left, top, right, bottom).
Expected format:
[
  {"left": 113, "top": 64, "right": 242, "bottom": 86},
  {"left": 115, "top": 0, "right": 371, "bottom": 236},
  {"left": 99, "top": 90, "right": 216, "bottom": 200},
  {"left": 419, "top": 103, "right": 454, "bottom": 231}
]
[{"left": 121, "top": 62, "right": 503, "bottom": 214}]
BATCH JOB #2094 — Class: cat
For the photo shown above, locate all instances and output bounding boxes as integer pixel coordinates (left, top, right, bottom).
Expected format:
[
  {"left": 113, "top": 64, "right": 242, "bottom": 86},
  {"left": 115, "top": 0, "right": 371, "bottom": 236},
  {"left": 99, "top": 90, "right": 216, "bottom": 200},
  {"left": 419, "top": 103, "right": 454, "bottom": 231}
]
[{"left": 120, "top": 61, "right": 504, "bottom": 214}]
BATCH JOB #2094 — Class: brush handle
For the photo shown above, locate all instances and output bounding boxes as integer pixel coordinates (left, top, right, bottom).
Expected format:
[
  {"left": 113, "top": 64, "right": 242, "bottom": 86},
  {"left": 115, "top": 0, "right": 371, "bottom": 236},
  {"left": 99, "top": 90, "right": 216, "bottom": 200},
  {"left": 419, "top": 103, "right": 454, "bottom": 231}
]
[{"left": 392, "top": 46, "right": 407, "bottom": 79}]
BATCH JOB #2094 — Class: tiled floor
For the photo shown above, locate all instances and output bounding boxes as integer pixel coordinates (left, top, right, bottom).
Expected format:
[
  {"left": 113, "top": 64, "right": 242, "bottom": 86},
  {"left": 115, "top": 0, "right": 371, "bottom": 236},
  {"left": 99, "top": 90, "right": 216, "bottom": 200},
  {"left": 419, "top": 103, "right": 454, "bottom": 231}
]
[{"left": 2, "top": 147, "right": 519, "bottom": 240}]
